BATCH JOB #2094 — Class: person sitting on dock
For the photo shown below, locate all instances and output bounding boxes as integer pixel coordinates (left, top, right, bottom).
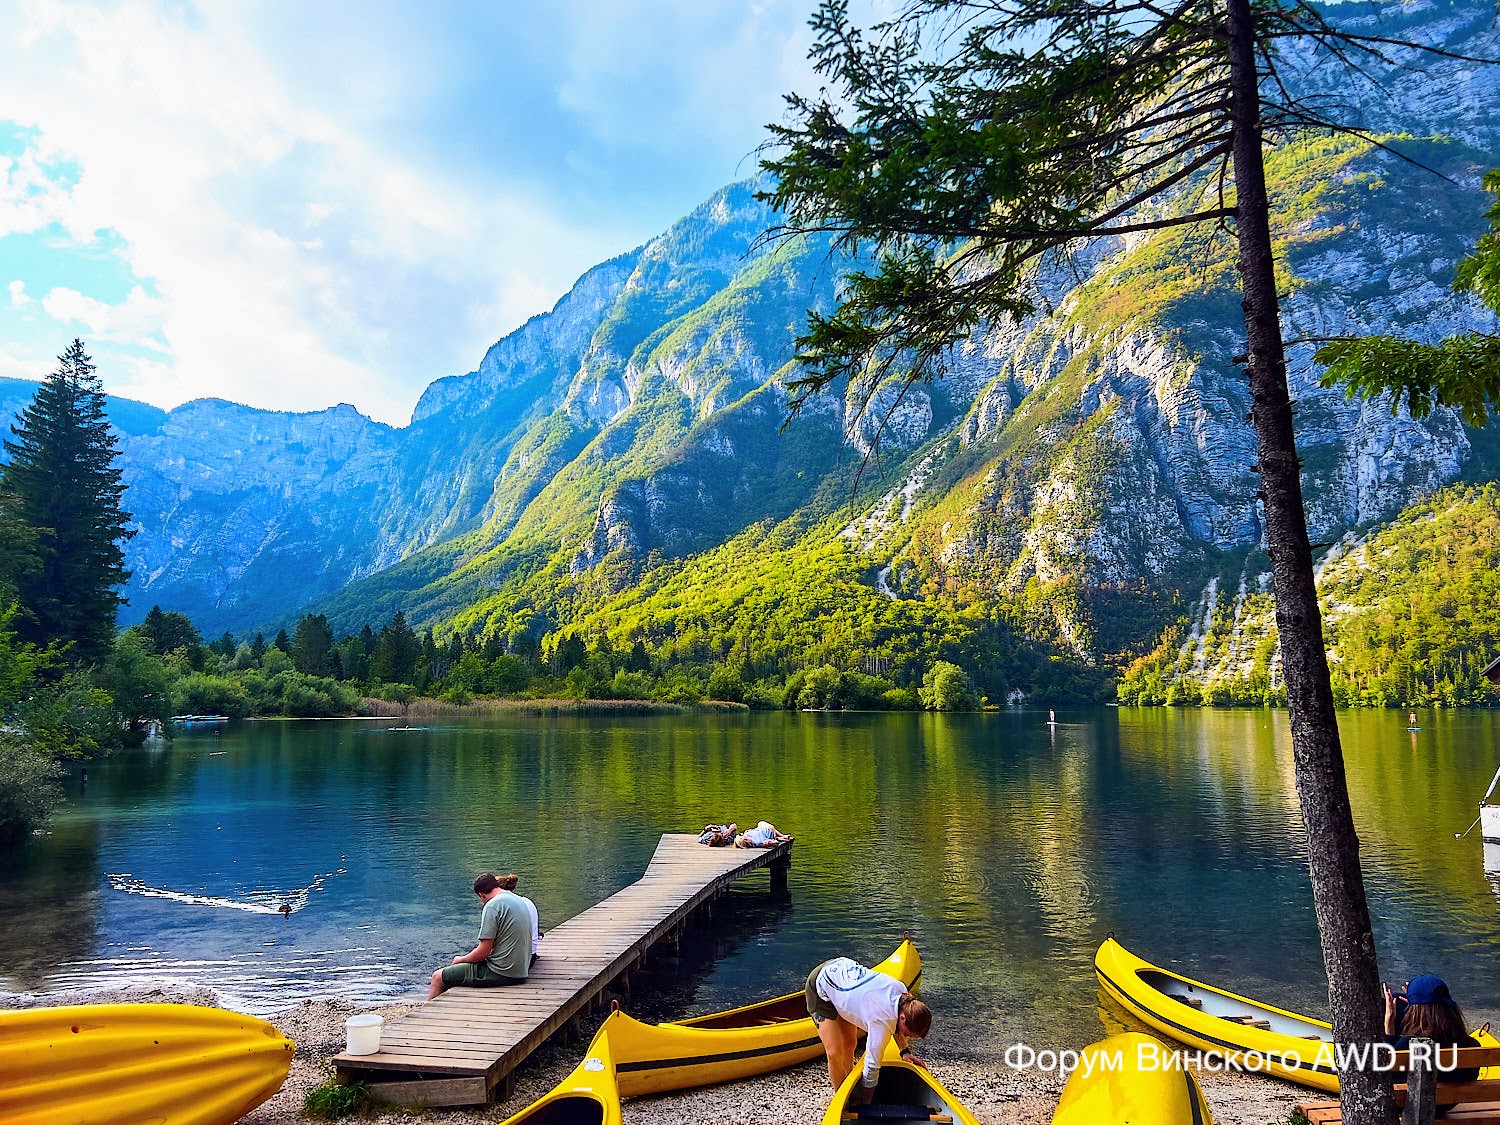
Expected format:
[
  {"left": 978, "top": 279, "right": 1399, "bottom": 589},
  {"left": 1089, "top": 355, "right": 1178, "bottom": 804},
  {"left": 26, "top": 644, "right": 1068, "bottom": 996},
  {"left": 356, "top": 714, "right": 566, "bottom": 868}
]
[
  {"left": 734, "top": 821, "right": 792, "bottom": 848},
  {"left": 698, "top": 822, "right": 738, "bottom": 846},
  {"left": 428, "top": 872, "right": 531, "bottom": 998},
  {"left": 499, "top": 873, "right": 543, "bottom": 964},
  {"left": 806, "top": 955, "right": 931, "bottom": 1104}
]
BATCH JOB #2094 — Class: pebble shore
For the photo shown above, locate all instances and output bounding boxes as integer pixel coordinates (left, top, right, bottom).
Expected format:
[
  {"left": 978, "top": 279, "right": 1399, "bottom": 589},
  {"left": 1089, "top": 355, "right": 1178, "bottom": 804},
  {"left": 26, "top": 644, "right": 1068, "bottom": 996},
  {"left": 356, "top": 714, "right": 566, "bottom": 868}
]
[{"left": 6, "top": 985, "right": 1305, "bottom": 1123}]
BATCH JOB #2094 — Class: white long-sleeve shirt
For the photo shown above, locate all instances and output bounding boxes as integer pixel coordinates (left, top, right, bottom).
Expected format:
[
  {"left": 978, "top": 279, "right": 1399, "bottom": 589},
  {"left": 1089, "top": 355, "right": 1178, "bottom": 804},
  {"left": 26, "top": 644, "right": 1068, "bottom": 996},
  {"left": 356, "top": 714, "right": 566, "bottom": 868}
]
[
  {"left": 815, "top": 957, "right": 907, "bottom": 1088},
  {"left": 518, "top": 894, "right": 540, "bottom": 956}
]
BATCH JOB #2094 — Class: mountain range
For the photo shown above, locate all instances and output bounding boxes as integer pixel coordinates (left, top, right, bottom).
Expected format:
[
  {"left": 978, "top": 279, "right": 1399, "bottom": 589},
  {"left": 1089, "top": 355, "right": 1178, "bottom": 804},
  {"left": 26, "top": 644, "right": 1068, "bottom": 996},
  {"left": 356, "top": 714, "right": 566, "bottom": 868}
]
[{"left": 4, "top": 0, "right": 1499, "bottom": 700}]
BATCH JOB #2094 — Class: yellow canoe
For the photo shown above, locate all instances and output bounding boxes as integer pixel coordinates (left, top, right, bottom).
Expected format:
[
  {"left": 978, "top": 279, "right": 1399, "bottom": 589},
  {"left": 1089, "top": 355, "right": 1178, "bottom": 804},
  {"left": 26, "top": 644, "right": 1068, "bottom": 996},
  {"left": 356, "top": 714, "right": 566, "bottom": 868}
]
[
  {"left": 1096, "top": 937, "right": 1340, "bottom": 1092},
  {"left": 497, "top": 1019, "right": 621, "bottom": 1125},
  {"left": 819, "top": 1036, "right": 981, "bottom": 1125},
  {"left": 497, "top": 938, "right": 920, "bottom": 1122},
  {"left": 611, "top": 937, "right": 922, "bottom": 1096},
  {"left": 1479, "top": 1026, "right": 1499, "bottom": 1079},
  {"left": 0, "top": 1002, "right": 294, "bottom": 1125},
  {"left": 1053, "top": 1033, "right": 1215, "bottom": 1125}
]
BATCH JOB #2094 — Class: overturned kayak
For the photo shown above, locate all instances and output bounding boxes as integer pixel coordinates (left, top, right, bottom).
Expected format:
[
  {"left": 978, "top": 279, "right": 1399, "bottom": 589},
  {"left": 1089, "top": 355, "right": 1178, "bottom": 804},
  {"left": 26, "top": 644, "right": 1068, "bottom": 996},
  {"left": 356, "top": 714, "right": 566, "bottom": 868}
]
[
  {"left": 0, "top": 1002, "right": 294, "bottom": 1125},
  {"left": 497, "top": 1020, "right": 620, "bottom": 1125},
  {"left": 1095, "top": 937, "right": 1338, "bottom": 1091},
  {"left": 1053, "top": 1032, "right": 1215, "bottom": 1125},
  {"left": 613, "top": 936, "right": 922, "bottom": 1096},
  {"left": 820, "top": 1036, "right": 981, "bottom": 1125}
]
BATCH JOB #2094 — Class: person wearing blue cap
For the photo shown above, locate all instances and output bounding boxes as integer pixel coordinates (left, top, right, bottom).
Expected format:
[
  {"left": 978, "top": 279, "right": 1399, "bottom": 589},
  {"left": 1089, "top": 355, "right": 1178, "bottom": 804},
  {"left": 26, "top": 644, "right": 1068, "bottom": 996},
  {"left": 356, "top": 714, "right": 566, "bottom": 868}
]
[{"left": 1384, "top": 974, "right": 1480, "bottom": 1102}]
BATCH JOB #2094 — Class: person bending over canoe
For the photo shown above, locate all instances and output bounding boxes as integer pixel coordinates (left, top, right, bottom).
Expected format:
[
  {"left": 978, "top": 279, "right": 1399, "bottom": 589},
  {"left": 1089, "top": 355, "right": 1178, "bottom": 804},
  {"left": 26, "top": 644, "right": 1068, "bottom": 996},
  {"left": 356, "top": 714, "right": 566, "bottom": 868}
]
[
  {"left": 499, "top": 873, "right": 543, "bottom": 964},
  {"left": 428, "top": 872, "right": 531, "bottom": 998},
  {"left": 734, "top": 821, "right": 792, "bottom": 848},
  {"left": 806, "top": 955, "right": 932, "bottom": 1104}
]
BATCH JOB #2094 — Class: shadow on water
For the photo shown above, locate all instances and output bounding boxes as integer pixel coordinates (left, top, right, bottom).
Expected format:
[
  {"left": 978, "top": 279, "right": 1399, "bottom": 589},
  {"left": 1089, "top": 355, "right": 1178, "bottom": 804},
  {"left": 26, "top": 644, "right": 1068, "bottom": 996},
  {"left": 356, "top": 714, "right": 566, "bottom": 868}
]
[{"left": 618, "top": 883, "right": 796, "bottom": 1023}]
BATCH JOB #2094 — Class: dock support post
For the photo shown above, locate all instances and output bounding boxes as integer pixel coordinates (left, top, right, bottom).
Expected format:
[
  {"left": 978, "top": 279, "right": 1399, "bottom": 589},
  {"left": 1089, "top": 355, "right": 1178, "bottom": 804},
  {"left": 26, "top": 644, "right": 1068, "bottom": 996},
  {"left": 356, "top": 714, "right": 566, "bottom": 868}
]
[{"left": 770, "top": 851, "right": 791, "bottom": 896}]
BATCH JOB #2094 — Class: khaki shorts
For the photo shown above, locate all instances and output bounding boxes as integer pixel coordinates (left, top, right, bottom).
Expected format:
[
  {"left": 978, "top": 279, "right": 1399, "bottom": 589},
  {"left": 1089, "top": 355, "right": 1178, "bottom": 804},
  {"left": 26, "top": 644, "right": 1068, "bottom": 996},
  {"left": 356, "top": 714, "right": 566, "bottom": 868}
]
[
  {"left": 805, "top": 961, "right": 838, "bottom": 1023},
  {"left": 441, "top": 961, "right": 526, "bottom": 988}
]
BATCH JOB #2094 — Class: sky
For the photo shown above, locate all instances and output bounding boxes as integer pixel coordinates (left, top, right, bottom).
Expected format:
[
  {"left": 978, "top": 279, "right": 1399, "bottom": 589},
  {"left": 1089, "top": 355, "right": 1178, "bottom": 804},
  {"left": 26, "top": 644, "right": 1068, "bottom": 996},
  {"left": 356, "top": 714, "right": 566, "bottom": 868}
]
[{"left": 0, "top": 1, "right": 823, "bottom": 426}]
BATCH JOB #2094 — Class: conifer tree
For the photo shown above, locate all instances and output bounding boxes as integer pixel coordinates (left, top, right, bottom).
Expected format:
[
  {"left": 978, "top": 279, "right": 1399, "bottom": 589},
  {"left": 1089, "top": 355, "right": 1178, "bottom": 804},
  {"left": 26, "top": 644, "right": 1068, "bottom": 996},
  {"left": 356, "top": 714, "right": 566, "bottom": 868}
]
[
  {"left": 370, "top": 611, "right": 419, "bottom": 685},
  {"left": 1, "top": 340, "right": 133, "bottom": 666},
  {"left": 291, "top": 613, "right": 336, "bottom": 676}
]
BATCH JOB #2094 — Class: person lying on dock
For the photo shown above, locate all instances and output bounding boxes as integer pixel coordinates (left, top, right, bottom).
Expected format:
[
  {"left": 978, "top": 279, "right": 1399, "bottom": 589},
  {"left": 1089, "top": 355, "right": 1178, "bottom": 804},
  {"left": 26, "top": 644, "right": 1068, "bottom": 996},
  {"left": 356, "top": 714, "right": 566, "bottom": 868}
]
[
  {"left": 806, "top": 955, "right": 931, "bottom": 1105},
  {"left": 698, "top": 823, "right": 738, "bottom": 846},
  {"left": 499, "top": 873, "right": 543, "bottom": 964},
  {"left": 428, "top": 871, "right": 531, "bottom": 998},
  {"left": 734, "top": 821, "right": 792, "bottom": 848}
]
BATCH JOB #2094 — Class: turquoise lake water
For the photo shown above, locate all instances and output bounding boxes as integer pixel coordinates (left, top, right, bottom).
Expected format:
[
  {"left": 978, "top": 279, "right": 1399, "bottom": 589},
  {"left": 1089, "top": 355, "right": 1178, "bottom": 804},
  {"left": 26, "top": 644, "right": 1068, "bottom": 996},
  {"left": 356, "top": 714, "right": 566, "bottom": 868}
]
[{"left": 2, "top": 708, "right": 1497, "bottom": 1058}]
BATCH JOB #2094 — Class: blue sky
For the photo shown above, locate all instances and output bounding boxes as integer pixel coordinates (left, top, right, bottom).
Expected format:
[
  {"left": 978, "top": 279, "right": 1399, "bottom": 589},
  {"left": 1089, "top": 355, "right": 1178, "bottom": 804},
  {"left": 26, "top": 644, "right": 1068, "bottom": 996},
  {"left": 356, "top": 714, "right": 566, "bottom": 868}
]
[{"left": 0, "top": 1, "right": 822, "bottom": 425}]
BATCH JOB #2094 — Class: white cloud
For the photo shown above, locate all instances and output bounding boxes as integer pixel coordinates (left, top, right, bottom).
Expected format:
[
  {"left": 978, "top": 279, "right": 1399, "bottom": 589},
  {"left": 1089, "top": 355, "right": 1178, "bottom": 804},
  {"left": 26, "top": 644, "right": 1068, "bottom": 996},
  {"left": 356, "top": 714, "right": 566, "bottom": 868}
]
[
  {"left": 0, "top": 147, "right": 78, "bottom": 238},
  {"left": 0, "top": 343, "right": 52, "bottom": 381},
  {"left": 0, "top": 1, "right": 820, "bottom": 426},
  {"left": 41, "top": 283, "right": 164, "bottom": 344},
  {"left": 7, "top": 280, "right": 31, "bottom": 308}
]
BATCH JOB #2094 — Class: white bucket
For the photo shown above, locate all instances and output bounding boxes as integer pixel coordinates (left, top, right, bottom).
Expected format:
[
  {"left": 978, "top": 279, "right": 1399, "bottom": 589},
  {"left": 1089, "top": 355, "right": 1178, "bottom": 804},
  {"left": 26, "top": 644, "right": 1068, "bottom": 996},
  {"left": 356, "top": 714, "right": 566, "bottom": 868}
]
[{"left": 345, "top": 1013, "right": 383, "bottom": 1055}]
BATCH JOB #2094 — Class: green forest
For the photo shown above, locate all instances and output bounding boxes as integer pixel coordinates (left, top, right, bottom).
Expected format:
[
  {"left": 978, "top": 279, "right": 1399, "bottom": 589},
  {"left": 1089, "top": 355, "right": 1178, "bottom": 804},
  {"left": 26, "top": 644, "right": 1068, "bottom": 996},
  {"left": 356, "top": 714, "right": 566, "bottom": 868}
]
[{"left": 1118, "top": 484, "right": 1500, "bottom": 708}]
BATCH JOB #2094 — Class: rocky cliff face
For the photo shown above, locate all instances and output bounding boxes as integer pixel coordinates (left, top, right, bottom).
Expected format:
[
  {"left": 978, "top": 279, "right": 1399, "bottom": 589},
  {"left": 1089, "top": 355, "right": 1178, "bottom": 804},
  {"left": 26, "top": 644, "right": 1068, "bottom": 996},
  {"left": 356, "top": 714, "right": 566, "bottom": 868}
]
[{"left": 8, "top": 0, "right": 1495, "bottom": 648}]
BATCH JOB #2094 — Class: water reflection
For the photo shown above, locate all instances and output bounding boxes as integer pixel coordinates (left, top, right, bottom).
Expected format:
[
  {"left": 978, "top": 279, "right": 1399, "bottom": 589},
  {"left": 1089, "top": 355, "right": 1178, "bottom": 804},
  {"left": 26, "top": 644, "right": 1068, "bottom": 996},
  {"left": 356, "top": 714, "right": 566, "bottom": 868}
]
[{"left": 0, "top": 709, "right": 1495, "bottom": 1055}]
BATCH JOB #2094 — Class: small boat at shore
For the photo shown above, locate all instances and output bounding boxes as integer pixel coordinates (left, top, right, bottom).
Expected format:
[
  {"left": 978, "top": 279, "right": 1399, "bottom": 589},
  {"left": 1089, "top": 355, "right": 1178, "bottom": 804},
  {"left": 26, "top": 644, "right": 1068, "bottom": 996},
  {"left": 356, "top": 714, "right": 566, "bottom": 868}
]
[
  {"left": 1053, "top": 1032, "right": 1215, "bottom": 1125},
  {"left": 172, "top": 713, "right": 230, "bottom": 726},
  {"left": 1096, "top": 937, "right": 1339, "bottom": 1092},
  {"left": 613, "top": 936, "right": 921, "bottom": 1096},
  {"left": 819, "top": 1036, "right": 981, "bottom": 1125},
  {"left": 499, "top": 938, "right": 920, "bottom": 1121},
  {"left": 497, "top": 1020, "right": 620, "bottom": 1125},
  {"left": 1479, "top": 764, "right": 1500, "bottom": 843},
  {"left": 0, "top": 1002, "right": 294, "bottom": 1125}
]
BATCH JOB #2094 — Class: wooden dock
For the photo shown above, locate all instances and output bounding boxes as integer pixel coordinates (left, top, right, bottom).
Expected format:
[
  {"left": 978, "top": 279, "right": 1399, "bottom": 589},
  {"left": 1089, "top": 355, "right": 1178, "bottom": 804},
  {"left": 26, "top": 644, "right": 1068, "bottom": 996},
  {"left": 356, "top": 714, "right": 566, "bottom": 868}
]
[{"left": 334, "top": 833, "right": 793, "bottom": 1107}]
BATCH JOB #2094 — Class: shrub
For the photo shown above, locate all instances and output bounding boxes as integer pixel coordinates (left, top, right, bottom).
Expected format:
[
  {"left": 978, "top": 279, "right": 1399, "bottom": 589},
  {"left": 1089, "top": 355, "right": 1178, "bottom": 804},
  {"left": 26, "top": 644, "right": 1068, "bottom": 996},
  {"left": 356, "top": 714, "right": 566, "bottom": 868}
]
[
  {"left": 303, "top": 1079, "right": 373, "bottom": 1119},
  {"left": 172, "top": 672, "right": 253, "bottom": 718},
  {"left": 0, "top": 731, "right": 64, "bottom": 847}
]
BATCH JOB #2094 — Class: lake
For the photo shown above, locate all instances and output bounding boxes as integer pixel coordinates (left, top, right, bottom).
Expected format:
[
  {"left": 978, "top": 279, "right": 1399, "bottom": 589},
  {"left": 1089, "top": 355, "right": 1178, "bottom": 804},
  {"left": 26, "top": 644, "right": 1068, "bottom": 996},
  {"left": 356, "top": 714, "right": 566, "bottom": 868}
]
[{"left": 2, "top": 708, "right": 1497, "bottom": 1058}]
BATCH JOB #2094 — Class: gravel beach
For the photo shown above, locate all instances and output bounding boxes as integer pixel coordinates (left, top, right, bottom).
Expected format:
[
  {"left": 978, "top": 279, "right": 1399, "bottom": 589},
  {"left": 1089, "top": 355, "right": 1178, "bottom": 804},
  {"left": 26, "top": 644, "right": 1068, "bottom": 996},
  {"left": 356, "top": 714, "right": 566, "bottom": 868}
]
[{"left": 6, "top": 986, "right": 1306, "bottom": 1123}]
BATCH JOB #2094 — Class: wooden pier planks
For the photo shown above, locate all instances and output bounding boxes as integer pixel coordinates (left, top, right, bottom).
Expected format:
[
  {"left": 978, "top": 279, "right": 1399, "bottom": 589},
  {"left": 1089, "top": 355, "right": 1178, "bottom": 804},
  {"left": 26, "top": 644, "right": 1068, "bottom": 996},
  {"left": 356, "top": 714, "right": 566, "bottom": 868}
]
[{"left": 334, "top": 833, "right": 792, "bottom": 1105}]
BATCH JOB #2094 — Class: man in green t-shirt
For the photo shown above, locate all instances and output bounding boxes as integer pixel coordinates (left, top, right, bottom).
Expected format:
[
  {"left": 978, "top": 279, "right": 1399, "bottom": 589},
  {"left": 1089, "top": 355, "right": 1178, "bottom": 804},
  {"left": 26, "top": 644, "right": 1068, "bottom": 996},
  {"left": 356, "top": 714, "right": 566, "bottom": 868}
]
[{"left": 428, "top": 872, "right": 532, "bottom": 998}]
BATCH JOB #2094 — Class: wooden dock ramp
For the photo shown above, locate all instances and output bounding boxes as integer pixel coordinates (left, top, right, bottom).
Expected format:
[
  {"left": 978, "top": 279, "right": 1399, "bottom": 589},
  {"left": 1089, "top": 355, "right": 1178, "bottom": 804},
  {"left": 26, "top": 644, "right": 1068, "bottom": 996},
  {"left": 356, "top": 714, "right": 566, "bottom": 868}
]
[{"left": 334, "top": 833, "right": 793, "bottom": 1107}]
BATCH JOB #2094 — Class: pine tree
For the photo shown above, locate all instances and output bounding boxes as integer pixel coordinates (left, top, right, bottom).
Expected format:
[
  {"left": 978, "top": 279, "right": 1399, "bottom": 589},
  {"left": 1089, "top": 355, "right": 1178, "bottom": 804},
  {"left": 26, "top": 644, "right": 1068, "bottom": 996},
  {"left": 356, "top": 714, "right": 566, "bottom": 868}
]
[
  {"left": 370, "top": 611, "right": 419, "bottom": 685},
  {"left": 1, "top": 340, "right": 133, "bottom": 666},
  {"left": 290, "top": 613, "right": 336, "bottom": 676}
]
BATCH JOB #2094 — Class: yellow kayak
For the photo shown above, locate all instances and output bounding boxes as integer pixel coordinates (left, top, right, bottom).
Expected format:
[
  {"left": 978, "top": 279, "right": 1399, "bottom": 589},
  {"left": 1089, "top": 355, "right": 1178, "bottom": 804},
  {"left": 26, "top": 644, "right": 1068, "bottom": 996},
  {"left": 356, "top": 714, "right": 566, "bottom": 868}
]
[
  {"left": 0, "top": 1002, "right": 294, "bottom": 1125},
  {"left": 497, "top": 1019, "right": 621, "bottom": 1125},
  {"left": 820, "top": 1036, "right": 981, "bottom": 1125},
  {"left": 1099, "top": 939, "right": 1500, "bottom": 1095},
  {"left": 497, "top": 938, "right": 920, "bottom": 1121},
  {"left": 1096, "top": 937, "right": 1339, "bottom": 1092},
  {"left": 612, "top": 937, "right": 922, "bottom": 1096},
  {"left": 1053, "top": 1033, "right": 1215, "bottom": 1125},
  {"left": 1479, "top": 1026, "right": 1499, "bottom": 1079}
]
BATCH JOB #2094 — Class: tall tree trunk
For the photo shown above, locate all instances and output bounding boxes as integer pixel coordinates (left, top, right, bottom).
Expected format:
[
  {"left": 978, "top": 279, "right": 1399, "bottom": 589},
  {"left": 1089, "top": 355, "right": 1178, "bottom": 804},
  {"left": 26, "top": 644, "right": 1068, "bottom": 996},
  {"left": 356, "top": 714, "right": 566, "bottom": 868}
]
[{"left": 1224, "top": 0, "right": 1393, "bottom": 1122}]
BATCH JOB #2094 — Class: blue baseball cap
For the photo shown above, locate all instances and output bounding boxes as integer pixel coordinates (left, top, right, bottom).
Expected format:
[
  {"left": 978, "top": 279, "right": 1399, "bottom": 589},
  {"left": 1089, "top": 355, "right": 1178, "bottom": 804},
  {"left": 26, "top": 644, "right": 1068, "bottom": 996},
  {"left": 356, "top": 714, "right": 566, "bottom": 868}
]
[{"left": 1405, "top": 975, "right": 1452, "bottom": 1005}]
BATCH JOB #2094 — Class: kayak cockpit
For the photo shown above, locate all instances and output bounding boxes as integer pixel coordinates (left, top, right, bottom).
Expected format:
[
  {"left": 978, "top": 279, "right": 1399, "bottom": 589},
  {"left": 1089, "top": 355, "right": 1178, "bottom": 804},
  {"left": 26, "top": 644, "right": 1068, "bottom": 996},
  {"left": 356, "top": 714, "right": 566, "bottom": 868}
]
[{"left": 1137, "top": 968, "right": 1329, "bottom": 1040}]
